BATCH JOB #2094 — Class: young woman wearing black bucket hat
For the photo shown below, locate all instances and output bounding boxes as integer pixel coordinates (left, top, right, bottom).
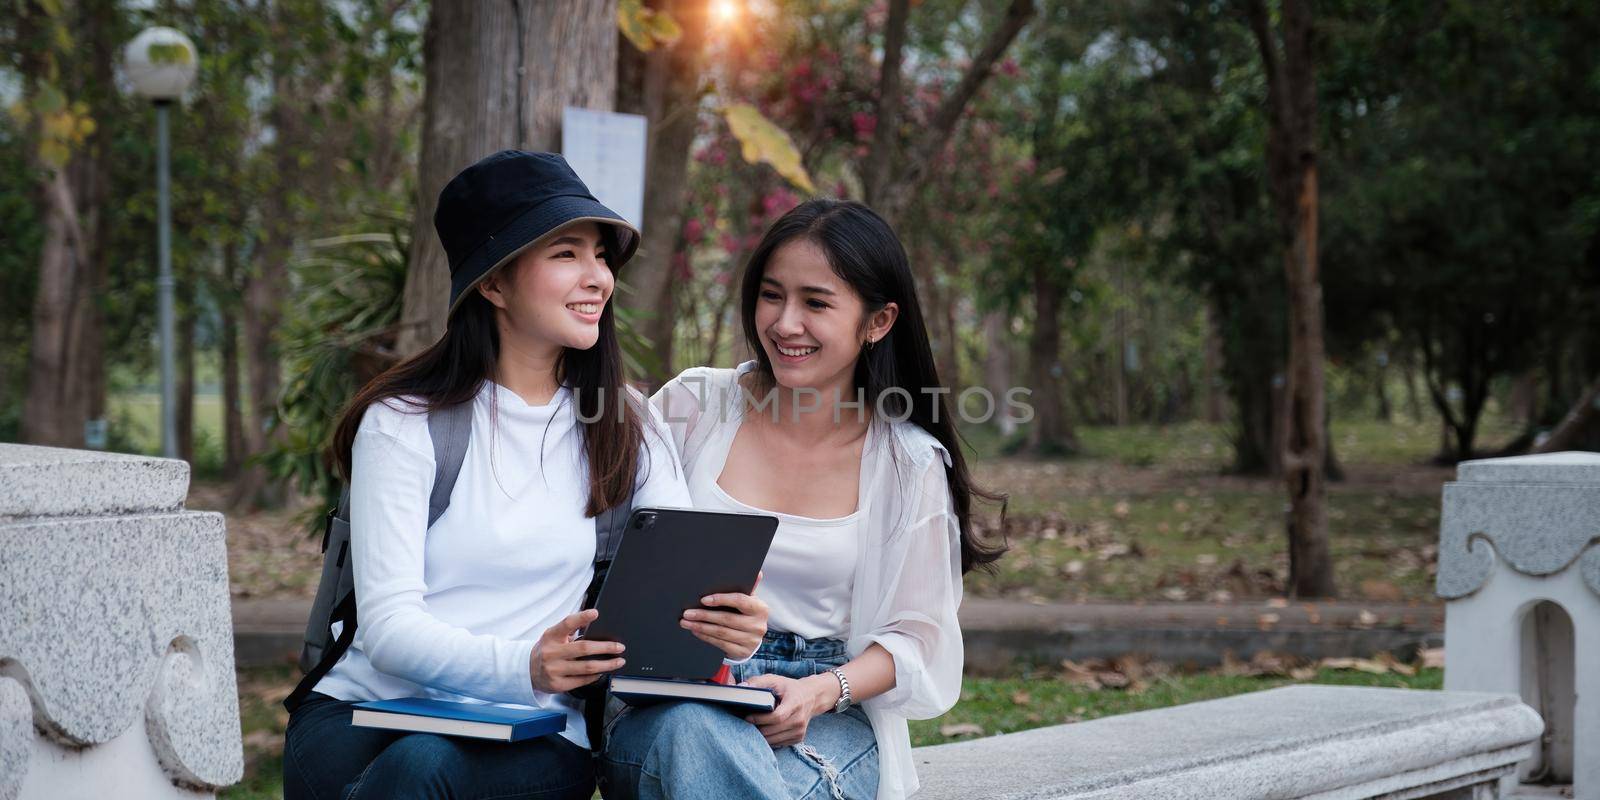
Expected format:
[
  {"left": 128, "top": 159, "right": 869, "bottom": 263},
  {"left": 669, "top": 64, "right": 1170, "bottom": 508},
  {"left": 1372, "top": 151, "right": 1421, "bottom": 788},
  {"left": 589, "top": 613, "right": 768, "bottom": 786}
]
[{"left": 281, "top": 151, "right": 768, "bottom": 799}]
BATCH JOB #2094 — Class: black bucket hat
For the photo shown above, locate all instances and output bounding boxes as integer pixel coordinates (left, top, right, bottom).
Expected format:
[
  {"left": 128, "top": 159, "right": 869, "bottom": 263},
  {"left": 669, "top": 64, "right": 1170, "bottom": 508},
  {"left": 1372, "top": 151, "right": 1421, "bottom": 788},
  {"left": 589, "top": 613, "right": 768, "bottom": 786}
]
[{"left": 435, "top": 150, "right": 641, "bottom": 316}]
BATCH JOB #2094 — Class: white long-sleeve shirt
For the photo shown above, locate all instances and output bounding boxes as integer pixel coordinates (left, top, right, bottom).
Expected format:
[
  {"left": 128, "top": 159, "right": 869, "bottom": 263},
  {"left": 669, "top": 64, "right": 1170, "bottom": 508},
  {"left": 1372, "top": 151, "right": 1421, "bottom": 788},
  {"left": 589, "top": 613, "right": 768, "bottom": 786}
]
[
  {"left": 314, "top": 379, "right": 692, "bottom": 749},
  {"left": 653, "top": 362, "right": 964, "bottom": 800}
]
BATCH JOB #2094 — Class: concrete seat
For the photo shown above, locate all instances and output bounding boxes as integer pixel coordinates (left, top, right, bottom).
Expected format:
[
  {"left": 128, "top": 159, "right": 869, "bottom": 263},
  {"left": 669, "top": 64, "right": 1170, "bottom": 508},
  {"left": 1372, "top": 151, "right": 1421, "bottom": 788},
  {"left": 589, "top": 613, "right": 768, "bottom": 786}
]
[{"left": 913, "top": 685, "right": 1540, "bottom": 800}]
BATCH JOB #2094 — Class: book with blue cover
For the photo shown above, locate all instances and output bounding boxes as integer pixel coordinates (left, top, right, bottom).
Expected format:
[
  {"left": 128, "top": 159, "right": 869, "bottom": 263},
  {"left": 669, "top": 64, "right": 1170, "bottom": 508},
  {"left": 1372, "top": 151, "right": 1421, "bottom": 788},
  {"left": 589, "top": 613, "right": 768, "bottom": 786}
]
[{"left": 351, "top": 698, "right": 565, "bottom": 742}]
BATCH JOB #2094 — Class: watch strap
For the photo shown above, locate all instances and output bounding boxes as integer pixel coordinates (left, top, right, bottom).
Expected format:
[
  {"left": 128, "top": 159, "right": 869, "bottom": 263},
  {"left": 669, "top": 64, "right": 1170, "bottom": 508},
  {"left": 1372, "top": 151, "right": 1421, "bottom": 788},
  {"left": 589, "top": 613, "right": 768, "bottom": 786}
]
[{"left": 829, "top": 667, "right": 852, "bottom": 713}]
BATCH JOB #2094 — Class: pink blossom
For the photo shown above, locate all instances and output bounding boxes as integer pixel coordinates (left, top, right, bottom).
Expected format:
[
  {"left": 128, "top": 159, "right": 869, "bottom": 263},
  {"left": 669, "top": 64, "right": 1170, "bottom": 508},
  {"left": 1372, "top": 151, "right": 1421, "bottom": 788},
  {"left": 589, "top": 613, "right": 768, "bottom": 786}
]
[
  {"left": 683, "top": 217, "right": 704, "bottom": 244},
  {"left": 761, "top": 188, "right": 798, "bottom": 216},
  {"left": 851, "top": 111, "right": 877, "bottom": 141}
]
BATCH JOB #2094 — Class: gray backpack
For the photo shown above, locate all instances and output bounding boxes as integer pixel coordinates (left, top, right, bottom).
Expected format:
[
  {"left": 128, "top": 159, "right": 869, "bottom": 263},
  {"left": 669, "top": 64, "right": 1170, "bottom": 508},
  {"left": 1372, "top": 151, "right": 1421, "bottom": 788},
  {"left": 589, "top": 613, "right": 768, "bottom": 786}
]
[{"left": 284, "top": 400, "right": 634, "bottom": 732}]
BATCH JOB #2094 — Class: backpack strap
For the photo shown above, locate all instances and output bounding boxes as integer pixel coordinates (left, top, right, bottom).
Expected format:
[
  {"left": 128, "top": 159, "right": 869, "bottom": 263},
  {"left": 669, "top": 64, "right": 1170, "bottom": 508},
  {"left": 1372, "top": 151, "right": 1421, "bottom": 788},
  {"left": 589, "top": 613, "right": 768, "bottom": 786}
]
[
  {"left": 426, "top": 400, "right": 473, "bottom": 525},
  {"left": 285, "top": 400, "right": 474, "bottom": 713},
  {"left": 575, "top": 438, "right": 641, "bottom": 758}
]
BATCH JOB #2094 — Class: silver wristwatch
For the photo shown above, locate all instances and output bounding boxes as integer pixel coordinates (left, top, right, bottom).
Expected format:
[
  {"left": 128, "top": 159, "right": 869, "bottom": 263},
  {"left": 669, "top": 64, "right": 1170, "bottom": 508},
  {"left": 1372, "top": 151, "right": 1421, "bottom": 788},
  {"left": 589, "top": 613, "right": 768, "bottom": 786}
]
[{"left": 829, "top": 667, "right": 852, "bottom": 713}]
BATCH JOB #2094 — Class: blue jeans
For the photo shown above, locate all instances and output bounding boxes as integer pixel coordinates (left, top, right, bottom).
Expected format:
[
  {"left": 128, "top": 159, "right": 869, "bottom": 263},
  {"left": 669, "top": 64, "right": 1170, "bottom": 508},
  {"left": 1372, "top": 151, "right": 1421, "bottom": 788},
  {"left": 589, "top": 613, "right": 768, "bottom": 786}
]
[
  {"left": 599, "top": 632, "right": 879, "bottom": 800},
  {"left": 282, "top": 691, "right": 594, "bottom": 800}
]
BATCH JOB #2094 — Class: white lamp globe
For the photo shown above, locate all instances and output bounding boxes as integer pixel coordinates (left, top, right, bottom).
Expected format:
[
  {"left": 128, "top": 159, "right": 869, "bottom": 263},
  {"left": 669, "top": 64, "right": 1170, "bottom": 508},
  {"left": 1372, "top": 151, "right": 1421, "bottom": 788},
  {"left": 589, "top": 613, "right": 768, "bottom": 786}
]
[{"left": 123, "top": 27, "right": 198, "bottom": 102}]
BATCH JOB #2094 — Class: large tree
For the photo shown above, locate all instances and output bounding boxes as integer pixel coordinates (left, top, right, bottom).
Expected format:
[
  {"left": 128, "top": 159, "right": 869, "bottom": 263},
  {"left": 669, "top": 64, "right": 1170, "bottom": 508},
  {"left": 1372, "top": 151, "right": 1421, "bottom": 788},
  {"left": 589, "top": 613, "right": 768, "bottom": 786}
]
[
  {"left": 1317, "top": 0, "right": 1600, "bottom": 461},
  {"left": 862, "top": 0, "right": 1036, "bottom": 226},
  {"left": 394, "top": 1, "right": 620, "bottom": 358},
  {"left": 1248, "top": 0, "right": 1334, "bottom": 597},
  {"left": 616, "top": 0, "right": 711, "bottom": 380},
  {"left": 17, "top": 0, "right": 117, "bottom": 449}
]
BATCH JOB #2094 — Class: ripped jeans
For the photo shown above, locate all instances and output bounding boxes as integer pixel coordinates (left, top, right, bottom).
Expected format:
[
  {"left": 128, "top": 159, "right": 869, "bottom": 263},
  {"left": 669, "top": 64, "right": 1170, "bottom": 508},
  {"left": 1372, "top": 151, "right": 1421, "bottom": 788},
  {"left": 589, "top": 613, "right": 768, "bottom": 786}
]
[{"left": 599, "top": 631, "right": 879, "bottom": 800}]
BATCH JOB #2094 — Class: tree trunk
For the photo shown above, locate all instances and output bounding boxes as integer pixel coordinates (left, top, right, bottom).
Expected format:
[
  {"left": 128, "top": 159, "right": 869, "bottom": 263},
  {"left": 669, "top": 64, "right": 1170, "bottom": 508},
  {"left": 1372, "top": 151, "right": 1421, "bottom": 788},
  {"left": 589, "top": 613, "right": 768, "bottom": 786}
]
[
  {"left": 1202, "top": 303, "right": 1225, "bottom": 423},
  {"left": 1025, "top": 265, "right": 1077, "bottom": 455},
  {"left": 1508, "top": 369, "right": 1537, "bottom": 426},
  {"left": 1374, "top": 355, "right": 1392, "bottom": 422},
  {"left": 939, "top": 267, "right": 959, "bottom": 386},
  {"left": 863, "top": 0, "right": 910, "bottom": 207},
  {"left": 1230, "top": 369, "right": 1282, "bottom": 475},
  {"left": 616, "top": 0, "right": 708, "bottom": 381},
  {"left": 21, "top": 167, "right": 94, "bottom": 448},
  {"left": 1113, "top": 266, "right": 1129, "bottom": 426},
  {"left": 79, "top": 0, "right": 114, "bottom": 439},
  {"left": 984, "top": 311, "right": 1017, "bottom": 437},
  {"left": 220, "top": 247, "right": 245, "bottom": 479},
  {"left": 1534, "top": 373, "right": 1600, "bottom": 453},
  {"left": 1249, "top": 0, "right": 1334, "bottom": 598},
  {"left": 867, "top": 0, "right": 1035, "bottom": 224},
  {"left": 395, "top": 0, "right": 621, "bottom": 358},
  {"left": 231, "top": 50, "right": 301, "bottom": 509},
  {"left": 176, "top": 295, "right": 196, "bottom": 465},
  {"left": 1398, "top": 349, "right": 1424, "bottom": 421},
  {"left": 18, "top": 0, "right": 114, "bottom": 450},
  {"left": 908, "top": 234, "right": 958, "bottom": 386}
]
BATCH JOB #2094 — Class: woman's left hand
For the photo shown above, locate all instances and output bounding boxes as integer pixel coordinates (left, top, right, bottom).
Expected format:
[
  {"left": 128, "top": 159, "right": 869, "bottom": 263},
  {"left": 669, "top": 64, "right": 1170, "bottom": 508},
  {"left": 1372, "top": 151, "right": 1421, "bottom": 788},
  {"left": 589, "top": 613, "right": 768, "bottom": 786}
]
[
  {"left": 741, "top": 673, "right": 841, "bottom": 747},
  {"left": 680, "top": 580, "right": 768, "bottom": 661}
]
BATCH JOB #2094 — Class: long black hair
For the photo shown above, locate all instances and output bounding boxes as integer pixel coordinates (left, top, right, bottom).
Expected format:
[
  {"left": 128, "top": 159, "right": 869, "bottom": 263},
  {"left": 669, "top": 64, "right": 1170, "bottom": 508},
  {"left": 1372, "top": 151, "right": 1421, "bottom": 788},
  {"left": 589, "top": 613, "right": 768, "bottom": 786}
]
[
  {"left": 739, "top": 199, "right": 1006, "bottom": 572},
  {"left": 332, "top": 226, "right": 642, "bottom": 517}
]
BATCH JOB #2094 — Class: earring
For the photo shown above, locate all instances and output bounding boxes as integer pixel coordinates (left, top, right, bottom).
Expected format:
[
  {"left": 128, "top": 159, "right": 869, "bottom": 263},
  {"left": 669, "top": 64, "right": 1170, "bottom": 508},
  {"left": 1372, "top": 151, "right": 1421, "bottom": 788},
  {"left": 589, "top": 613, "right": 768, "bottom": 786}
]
[{"left": 864, "top": 339, "right": 875, "bottom": 351}]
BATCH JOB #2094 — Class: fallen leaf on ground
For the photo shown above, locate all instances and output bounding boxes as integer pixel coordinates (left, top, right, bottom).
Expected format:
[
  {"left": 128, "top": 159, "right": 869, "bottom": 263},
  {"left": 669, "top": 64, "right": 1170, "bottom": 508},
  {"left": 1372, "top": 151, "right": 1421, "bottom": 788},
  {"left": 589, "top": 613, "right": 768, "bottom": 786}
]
[
  {"left": 940, "top": 722, "right": 985, "bottom": 737},
  {"left": 1418, "top": 647, "right": 1445, "bottom": 669},
  {"left": 1059, "top": 660, "right": 1102, "bottom": 689},
  {"left": 1376, "top": 652, "right": 1416, "bottom": 676},
  {"left": 1359, "top": 579, "right": 1404, "bottom": 602},
  {"left": 1319, "top": 657, "right": 1391, "bottom": 675}
]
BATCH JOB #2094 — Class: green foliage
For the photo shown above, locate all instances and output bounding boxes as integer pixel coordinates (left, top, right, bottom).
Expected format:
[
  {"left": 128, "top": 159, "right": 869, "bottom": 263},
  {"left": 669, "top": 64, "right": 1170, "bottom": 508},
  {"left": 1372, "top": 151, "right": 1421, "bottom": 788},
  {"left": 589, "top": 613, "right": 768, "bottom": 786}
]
[
  {"left": 261, "top": 212, "right": 411, "bottom": 533},
  {"left": 1316, "top": 0, "right": 1600, "bottom": 456},
  {"left": 617, "top": 0, "right": 683, "bottom": 52},
  {"left": 0, "top": 129, "right": 43, "bottom": 441},
  {"left": 721, "top": 102, "right": 817, "bottom": 194}
]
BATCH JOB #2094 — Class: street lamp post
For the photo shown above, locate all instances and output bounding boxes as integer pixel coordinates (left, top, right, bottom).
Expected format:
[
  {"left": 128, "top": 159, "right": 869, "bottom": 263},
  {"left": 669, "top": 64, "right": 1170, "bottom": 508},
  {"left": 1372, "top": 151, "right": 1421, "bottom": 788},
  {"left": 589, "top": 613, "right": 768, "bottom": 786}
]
[{"left": 123, "top": 27, "right": 198, "bottom": 459}]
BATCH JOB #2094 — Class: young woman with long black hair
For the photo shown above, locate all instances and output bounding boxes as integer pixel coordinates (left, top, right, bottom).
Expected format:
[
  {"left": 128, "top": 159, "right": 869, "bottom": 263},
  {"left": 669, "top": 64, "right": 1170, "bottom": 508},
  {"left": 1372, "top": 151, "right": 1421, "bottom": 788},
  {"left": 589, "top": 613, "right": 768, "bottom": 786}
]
[
  {"left": 600, "top": 199, "right": 1005, "bottom": 800},
  {"left": 281, "top": 151, "right": 768, "bottom": 800}
]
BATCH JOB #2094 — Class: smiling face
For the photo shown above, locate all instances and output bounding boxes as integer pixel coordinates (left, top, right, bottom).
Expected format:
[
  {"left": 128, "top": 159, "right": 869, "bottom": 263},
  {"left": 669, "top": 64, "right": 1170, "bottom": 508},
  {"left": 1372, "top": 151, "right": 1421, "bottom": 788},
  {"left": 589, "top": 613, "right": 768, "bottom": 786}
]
[
  {"left": 476, "top": 220, "right": 614, "bottom": 358},
  {"left": 755, "top": 237, "right": 897, "bottom": 394}
]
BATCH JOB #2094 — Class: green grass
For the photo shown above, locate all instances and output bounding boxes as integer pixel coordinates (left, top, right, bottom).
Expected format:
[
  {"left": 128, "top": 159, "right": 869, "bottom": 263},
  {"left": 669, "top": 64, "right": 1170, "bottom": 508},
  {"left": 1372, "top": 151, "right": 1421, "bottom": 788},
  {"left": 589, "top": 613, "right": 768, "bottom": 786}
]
[
  {"left": 106, "top": 392, "right": 231, "bottom": 476},
  {"left": 1073, "top": 421, "right": 1233, "bottom": 470}
]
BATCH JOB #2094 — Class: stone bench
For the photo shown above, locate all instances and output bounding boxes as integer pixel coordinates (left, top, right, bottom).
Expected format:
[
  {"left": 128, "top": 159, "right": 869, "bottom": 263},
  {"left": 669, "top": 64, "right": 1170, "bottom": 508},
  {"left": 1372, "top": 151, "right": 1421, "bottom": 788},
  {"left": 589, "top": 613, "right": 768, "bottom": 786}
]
[
  {"left": 0, "top": 444, "right": 242, "bottom": 799},
  {"left": 913, "top": 685, "right": 1541, "bottom": 799}
]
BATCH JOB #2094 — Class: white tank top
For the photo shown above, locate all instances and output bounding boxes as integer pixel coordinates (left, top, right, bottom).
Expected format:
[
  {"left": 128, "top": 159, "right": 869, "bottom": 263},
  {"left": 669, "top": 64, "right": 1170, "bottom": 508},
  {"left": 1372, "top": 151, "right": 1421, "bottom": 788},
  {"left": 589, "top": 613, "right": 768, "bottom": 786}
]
[{"left": 687, "top": 428, "right": 863, "bottom": 641}]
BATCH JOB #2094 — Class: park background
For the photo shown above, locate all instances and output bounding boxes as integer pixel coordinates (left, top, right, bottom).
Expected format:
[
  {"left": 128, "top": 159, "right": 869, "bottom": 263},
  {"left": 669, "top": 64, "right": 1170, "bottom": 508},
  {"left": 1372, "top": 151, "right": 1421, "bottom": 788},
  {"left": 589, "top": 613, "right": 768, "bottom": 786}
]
[{"left": 4, "top": 0, "right": 1599, "bottom": 797}]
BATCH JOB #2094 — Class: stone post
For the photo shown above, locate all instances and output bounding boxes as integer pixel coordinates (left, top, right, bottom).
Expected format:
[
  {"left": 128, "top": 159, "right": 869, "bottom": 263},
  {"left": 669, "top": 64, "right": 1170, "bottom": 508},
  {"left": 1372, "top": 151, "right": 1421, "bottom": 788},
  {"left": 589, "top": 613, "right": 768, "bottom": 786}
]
[
  {"left": 1437, "top": 451, "right": 1599, "bottom": 799},
  {"left": 1, "top": 445, "right": 243, "bottom": 798}
]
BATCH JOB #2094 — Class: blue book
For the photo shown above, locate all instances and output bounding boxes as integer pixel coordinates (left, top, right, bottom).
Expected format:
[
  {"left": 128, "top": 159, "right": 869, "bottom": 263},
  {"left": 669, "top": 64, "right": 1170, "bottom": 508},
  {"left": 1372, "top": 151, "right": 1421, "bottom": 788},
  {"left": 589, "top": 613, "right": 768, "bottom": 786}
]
[{"left": 351, "top": 698, "right": 566, "bottom": 742}]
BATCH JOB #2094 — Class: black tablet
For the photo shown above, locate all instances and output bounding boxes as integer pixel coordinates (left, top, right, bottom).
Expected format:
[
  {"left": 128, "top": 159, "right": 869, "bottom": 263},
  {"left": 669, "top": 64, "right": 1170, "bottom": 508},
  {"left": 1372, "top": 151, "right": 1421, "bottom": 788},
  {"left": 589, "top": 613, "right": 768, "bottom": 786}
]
[{"left": 580, "top": 507, "right": 778, "bottom": 681}]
